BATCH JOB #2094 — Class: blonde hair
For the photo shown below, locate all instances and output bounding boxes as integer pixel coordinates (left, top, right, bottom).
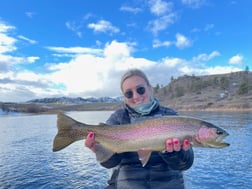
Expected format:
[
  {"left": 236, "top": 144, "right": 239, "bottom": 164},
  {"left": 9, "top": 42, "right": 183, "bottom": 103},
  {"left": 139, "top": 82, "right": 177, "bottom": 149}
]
[{"left": 120, "top": 69, "right": 151, "bottom": 91}]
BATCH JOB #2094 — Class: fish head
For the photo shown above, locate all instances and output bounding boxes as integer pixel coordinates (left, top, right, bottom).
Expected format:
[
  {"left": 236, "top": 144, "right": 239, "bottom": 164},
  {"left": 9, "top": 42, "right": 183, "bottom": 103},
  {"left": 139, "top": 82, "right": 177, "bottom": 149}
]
[{"left": 195, "top": 121, "right": 230, "bottom": 148}]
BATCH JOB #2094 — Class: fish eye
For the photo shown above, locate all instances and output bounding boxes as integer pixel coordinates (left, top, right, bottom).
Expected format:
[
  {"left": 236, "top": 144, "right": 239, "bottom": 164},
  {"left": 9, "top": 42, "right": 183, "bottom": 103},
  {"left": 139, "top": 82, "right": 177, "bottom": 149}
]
[{"left": 216, "top": 130, "right": 223, "bottom": 135}]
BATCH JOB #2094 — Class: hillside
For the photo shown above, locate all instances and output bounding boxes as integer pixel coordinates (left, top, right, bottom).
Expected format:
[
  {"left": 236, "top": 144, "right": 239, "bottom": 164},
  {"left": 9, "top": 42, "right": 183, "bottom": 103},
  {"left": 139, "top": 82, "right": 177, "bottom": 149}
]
[
  {"left": 155, "top": 71, "right": 252, "bottom": 110},
  {"left": 1, "top": 71, "right": 251, "bottom": 113}
]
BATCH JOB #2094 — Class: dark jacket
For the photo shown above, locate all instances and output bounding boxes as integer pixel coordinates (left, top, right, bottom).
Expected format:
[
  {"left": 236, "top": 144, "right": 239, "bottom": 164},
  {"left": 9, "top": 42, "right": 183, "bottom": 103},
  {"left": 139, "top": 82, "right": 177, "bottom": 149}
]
[{"left": 101, "top": 102, "right": 194, "bottom": 189}]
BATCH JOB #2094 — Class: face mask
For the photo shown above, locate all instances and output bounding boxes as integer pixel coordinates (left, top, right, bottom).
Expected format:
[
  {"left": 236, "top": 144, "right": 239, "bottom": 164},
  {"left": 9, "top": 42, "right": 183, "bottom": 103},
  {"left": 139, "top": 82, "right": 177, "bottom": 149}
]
[{"left": 131, "top": 98, "right": 157, "bottom": 115}]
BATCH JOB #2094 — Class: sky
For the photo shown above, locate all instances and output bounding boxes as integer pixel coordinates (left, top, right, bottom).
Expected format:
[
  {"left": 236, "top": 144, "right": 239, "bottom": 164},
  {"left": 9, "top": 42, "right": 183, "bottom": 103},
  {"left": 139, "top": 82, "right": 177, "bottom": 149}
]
[{"left": 0, "top": 0, "right": 251, "bottom": 102}]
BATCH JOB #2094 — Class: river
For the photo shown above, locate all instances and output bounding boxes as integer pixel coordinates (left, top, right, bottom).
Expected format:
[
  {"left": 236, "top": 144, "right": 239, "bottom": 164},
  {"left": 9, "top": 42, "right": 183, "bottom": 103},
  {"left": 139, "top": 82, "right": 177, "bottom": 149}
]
[{"left": 0, "top": 111, "right": 251, "bottom": 189}]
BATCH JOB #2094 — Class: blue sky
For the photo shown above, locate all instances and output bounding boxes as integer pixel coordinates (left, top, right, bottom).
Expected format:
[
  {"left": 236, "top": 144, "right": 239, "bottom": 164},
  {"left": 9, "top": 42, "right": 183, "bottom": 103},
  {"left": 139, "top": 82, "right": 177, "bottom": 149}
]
[{"left": 0, "top": 0, "right": 251, "bottom": 102}]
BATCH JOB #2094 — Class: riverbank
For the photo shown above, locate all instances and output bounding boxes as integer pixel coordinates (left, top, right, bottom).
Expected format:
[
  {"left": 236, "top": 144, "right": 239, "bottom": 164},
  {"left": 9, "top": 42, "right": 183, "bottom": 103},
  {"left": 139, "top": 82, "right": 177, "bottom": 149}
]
[{"left": 1, "top": 101, "right": 251, "bottom": 115}]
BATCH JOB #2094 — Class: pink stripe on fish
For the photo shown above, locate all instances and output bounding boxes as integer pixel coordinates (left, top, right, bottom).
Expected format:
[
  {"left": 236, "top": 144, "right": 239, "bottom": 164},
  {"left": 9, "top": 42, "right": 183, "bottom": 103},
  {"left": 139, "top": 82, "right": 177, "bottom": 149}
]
[{"left": 108, "top": 124, "right": 185, "bottom": 140}]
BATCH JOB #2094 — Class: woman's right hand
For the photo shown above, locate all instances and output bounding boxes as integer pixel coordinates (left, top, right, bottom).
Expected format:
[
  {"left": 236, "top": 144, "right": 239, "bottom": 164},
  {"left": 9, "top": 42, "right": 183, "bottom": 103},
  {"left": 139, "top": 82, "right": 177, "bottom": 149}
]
[{"left": 84, "top": 132, "right": 96, "bottom": 153}]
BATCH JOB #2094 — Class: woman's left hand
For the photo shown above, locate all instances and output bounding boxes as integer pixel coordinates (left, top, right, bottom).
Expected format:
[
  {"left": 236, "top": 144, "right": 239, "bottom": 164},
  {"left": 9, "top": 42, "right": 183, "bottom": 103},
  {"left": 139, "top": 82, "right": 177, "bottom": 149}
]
[{"left": 165, "top": 138, "right": 190, "bottom": 152}]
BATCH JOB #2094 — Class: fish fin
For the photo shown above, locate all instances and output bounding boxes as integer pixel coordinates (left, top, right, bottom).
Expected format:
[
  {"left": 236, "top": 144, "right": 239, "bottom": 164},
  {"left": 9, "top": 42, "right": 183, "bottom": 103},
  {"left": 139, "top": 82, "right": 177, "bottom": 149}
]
[
  {"left": 53, "top": 113, "right": 82, "bottom": 152},
  {"left": 137, "top": 149, "right": 152, "bottom": 167},
  {"left": 53, "top": 135, "right": 75, "bottom": 152}
]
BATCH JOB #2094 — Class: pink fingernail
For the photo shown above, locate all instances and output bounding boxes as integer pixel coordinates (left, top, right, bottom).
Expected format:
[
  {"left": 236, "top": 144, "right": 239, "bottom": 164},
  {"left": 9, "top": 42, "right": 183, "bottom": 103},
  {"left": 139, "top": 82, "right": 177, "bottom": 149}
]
[
  {"left": 174, "top": 140, "right": 179, "bottom": 145},
  {"left": 89, "top": 132, "right": 94, "bottom": 138},
  {"left": 184, "top": 139, "right": 189, "bottom": 145},
  {"left": 167, "top": 141, "right": 172, "bottom": 146}
]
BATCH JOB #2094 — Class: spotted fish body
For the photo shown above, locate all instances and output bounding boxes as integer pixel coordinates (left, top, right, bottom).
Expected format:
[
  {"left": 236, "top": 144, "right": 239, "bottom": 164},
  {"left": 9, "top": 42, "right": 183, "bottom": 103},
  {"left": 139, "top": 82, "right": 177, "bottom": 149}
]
[{"left": 53, "top": 113, "right": 229, "bottom": 165}]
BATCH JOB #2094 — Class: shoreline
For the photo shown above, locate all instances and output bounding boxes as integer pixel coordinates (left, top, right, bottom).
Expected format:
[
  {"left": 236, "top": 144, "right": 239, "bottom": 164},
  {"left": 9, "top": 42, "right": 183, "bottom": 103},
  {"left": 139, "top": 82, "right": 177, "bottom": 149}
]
[
  {"left": 1, "top": 101, "right": 251, "bottom": 114},
  {"left": 176, "top": 108, "right": 252, "bottom": 112}
]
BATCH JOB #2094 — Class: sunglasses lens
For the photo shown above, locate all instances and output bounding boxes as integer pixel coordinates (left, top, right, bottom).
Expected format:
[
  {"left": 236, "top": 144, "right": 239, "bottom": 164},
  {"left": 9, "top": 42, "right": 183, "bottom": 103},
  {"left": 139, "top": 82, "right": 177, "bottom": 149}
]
[
  {"left": 136, "top": 86, "right": 145, "bottom": 95},
  {"left": 124, "top": 91, "right": 133, "bottom": 99},
  {"left": 124, "top": 86, "right": 146, "bottom": 99}
]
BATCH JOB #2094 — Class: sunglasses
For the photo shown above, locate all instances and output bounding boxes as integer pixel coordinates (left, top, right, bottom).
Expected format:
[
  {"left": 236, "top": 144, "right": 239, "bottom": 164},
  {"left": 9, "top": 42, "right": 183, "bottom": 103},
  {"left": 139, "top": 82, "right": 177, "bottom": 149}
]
[{"left": 124, "top": 86, "right": 146, "bottom": 99}]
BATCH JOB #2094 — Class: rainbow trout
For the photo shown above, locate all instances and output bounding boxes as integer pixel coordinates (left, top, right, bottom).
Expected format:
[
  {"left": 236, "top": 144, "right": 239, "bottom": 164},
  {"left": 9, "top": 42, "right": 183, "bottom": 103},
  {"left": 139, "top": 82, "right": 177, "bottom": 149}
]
[{"left": 53, "top": 113, "right": 229, "bottom": 166}]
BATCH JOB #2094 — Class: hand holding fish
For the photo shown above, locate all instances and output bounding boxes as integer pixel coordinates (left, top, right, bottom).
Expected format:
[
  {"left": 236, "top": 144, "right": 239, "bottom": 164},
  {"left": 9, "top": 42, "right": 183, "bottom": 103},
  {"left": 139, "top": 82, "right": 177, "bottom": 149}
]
[
  {"left": 85, "top": 132, "right": 96, "bottom": 152},
  {"left": 85, "top": 132, "right": 114, "bottom": 163},
  {"left": 165, "top": 138, "right": 191, "bottom": 152}
]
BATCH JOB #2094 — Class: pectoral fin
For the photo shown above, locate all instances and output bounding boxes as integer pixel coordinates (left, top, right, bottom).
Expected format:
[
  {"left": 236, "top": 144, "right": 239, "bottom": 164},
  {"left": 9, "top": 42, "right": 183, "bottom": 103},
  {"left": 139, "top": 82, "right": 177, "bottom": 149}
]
[{"left": 137, "top": 149, "right": 152, "bottom": 167}]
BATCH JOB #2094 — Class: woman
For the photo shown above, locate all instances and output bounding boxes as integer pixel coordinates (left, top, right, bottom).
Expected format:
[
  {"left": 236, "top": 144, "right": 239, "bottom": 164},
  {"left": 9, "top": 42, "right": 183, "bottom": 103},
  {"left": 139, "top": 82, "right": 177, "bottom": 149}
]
[{"left": 85, "top": 69, "right": 194, "bottom": 189}]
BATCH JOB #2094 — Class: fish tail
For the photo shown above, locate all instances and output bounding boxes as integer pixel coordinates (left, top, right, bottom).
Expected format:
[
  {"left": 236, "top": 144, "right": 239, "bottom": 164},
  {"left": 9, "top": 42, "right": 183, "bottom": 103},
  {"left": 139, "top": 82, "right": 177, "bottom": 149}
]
[{"left": 53, "top": 112, "right": 86, "bottom": 152}]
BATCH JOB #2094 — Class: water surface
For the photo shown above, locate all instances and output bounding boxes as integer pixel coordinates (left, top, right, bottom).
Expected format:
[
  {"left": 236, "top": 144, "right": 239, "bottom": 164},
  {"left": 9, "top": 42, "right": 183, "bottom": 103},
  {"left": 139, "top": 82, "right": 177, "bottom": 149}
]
[{"left": 0, "top": 111, "right": 251, "bottom": 188}]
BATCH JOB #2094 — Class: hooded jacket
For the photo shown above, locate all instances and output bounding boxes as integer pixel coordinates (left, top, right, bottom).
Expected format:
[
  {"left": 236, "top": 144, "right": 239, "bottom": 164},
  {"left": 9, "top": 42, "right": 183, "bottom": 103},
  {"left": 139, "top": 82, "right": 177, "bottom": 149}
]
[{"left": 101, "top": 102, "right": 194, "bottom": 189}]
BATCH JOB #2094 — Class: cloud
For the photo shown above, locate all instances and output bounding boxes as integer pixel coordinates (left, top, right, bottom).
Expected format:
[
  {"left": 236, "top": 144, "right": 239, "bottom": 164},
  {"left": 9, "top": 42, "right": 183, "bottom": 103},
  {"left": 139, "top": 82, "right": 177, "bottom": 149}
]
[
  {"left": 120, "top": 6, "right": 142, "bottom": 14},
  {"left": 190, "top": 23, "right": 214, "bottom": 34},
  {"left": 229, "top": 54, "right": 243, "bottom": 65},
  {"left": 25, "top": 12, "right": 36, "bottom": 18},
  {"left": 65, "top": 13, "right": 94, "bottom": 37},
  {"left": 0, "top": 55, "right": 22, "bottom": 72},
  {"left": 0, "top": 23, "right": 17, "bottom": 53},
  {"left": 181, "top": 0, "right": 206, "bottom": 8},
  {"left": 32, "top": 41, "right": 154, "bottom": 100},
  {"left": 179, "top": 65, "right": 242, "bottom": 75},
  {"left": 148, "top": 14, "right": 177, "bottom": 36},
  {"left": 192, "top": 51, "right": 221, "bottom": 62},
  {"left": 65, "top": 21, "right": 83, "bottom": 38},
  {"left": 161, "top": 57, "right": 186, "bottom": 68},
  {"left": 46, "top": 41, "right": 155, "bottom": 97},
  {"left": 47, "top": 46, "right": 103, "bottom": 56},
  {"left": 149, "top": 0, "right": 173, "bottom": 16},
  {"left": 204, "top": 66, "right": 242, "bottom": 75},
  {"left": 0, "top": 20, "right": 15, "bottom": 32},
  {"left": 0, "top": 54, "right": 38, "bottom": 71},
  {"left": 153, "top": 39, "right": 172, "bottom": 48},
  {"left": 87, "top": 20, "right": 120, "bottom": 34},
  {"left": 0, "top": 70, "right": 57, "bottom": 102},
  {"left": 0, "top": 21, "right": 39, "bottom": 74},
  {"left": 177, "top": 51, "right": 242, "bottom": 75},
  {"left": 175, "top": 33, "right": 191, "bottom": 49},
  {"left": 204, "top": 24, "right": 214, "bottom": 31},
  {"left": 17, "top": 35, "right": 37, "bottom": 44},
  {"left": 104, "top": 40, "right": 132, "bottom": 60},
  {"left": 147, "top": 0, "right": 177, "bottom": 36},
  {"left": 153, "top": 33, "right": 192, "bottom": 49}
]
